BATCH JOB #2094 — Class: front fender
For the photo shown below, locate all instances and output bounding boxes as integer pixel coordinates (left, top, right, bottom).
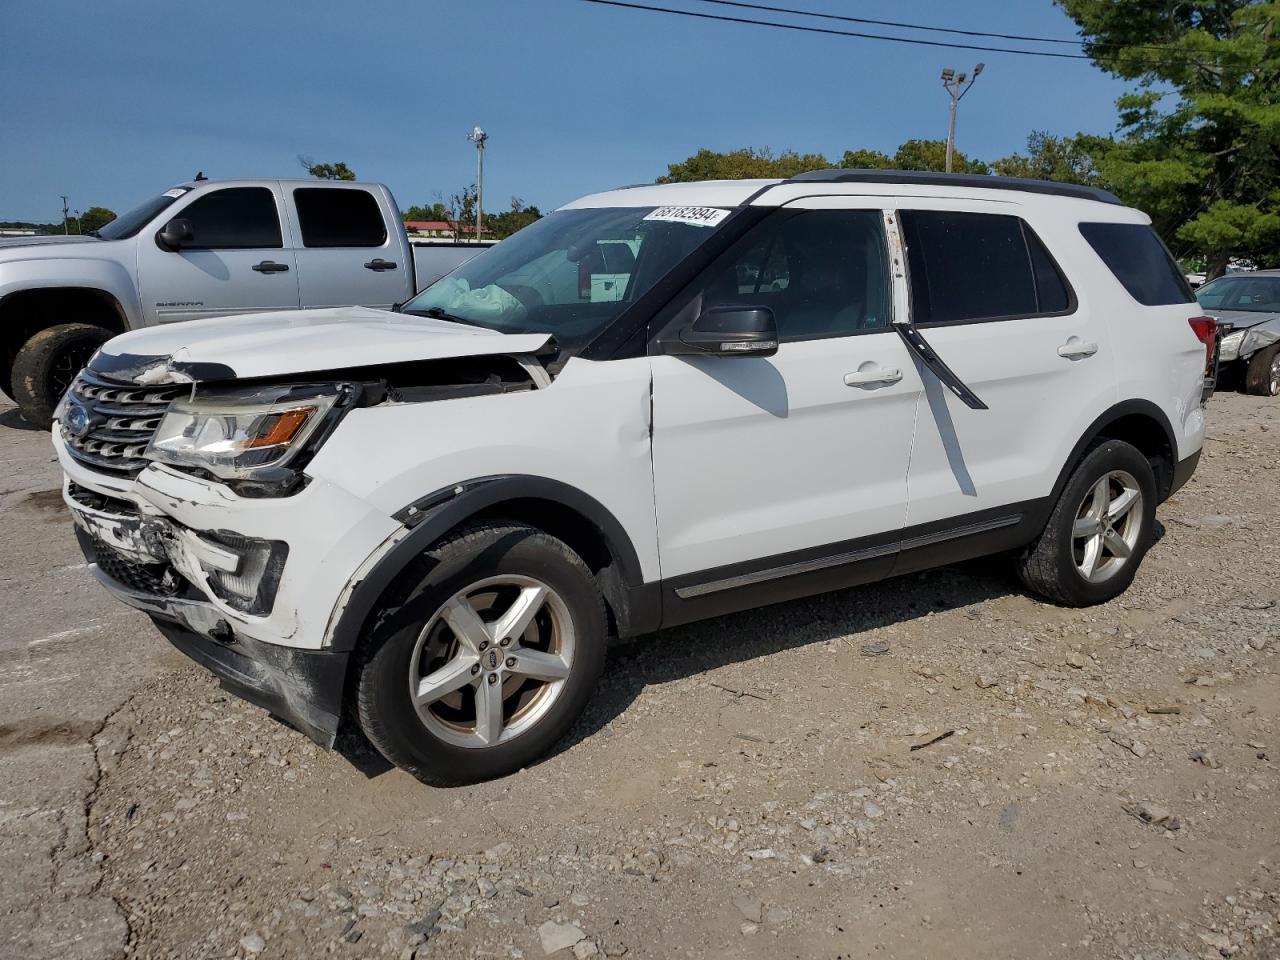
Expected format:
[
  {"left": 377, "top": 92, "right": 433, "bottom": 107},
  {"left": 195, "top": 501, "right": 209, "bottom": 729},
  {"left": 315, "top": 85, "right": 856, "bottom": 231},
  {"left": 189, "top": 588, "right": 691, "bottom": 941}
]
[{"left": 0, "top": 256, "right": 143, "bottom": 327}]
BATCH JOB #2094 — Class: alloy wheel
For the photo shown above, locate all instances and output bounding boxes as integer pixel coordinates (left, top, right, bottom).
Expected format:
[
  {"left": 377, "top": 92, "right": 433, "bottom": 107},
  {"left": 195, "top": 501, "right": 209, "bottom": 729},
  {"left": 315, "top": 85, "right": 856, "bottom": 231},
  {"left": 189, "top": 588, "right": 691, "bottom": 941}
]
[
  {"left": 1270, "top": 353, "right": 1280, "bottom": 396},
  {"left": 409, "top": 576, "right": 575, "bottom": 749},
  {"left": 1071, "top": 470, "right": 1144, "bottom": 584}
]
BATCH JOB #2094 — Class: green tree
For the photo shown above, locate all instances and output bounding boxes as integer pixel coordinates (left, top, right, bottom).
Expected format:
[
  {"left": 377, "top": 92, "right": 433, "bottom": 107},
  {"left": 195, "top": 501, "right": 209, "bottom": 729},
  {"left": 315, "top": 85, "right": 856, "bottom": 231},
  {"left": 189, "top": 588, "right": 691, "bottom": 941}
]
[
  {"left": 658, "top": 147, "right": 829, "bottom": 182},
  {"left": 78, "top": 206, "right": 117, "bottom": 235},
  {"left": 298, "top": 156, "right": 357, "bottom": 181},
  {"left": 402, "top": 203, "right": 451, "bottom": 222},
  {"left": 483, "top": 197, "right": 542, "bottom": 240},
  {"left": 837, "top": 148, "right": 894, "bottom": 169},
  {"left": 891, "top": 138, "right": 988, "bottom": 174},
  {"left": 990, "top": 131, "right": 1101, "bottom": 185},
  {"left": 1055, "top": 0, "right": 1280, "bottom": 276}
]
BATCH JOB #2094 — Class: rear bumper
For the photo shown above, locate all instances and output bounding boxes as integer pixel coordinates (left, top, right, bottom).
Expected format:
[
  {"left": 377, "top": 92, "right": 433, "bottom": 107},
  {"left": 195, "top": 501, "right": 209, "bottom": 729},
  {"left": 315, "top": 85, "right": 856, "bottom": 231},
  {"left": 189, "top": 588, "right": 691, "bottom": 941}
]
[{"left": 1168, "top": 449, "right": 1201, "bottom": 500}]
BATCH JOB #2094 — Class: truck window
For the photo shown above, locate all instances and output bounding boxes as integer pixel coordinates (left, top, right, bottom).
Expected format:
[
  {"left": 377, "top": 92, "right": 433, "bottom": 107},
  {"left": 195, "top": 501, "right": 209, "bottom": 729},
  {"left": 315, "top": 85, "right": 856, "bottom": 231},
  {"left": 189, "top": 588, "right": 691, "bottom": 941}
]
[
  {"left": 172, "top": 187, "right": 282, "bottom": 249},
  {"left": 1078, "top": 222, "right": 1194, "bottom": 306},
  {"left": 293, "top": 188, "right": 387, "bottom": 247}
]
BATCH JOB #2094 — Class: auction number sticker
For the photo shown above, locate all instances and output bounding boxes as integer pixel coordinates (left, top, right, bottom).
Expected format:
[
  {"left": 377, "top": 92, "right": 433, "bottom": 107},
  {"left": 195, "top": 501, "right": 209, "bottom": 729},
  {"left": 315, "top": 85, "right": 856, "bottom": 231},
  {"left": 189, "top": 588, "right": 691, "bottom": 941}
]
[{"left": 643, "top": 206, "right": 731, "bottom": 228}]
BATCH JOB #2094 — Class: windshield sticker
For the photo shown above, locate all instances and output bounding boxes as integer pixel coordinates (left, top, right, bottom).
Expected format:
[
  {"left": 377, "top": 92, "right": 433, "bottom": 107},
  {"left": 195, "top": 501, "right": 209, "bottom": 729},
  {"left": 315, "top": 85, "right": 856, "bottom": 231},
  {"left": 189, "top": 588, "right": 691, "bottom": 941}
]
[
  {"left": 643, "top": 206, "right": 730, "bottom": 228},
  {"left": 163, "top": 188, "right": 191, "bottom": 198}
]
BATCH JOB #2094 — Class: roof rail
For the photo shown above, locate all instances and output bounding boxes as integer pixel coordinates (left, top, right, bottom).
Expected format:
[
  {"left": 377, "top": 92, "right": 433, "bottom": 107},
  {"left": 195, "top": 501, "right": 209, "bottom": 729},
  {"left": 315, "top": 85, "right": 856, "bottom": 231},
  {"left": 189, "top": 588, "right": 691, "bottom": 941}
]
[{"left": 786, "top": 169, "right": 1122, "bottom": 205}]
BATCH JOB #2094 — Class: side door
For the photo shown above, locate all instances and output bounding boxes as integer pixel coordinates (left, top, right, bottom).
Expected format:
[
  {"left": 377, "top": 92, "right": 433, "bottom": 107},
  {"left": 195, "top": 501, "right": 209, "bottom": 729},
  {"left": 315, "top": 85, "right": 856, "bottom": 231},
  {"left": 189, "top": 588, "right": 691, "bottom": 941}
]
[
  {"left": 136, "top": 184, "right": 299, "bottom": 324},
  {"left": 895, "top": 202, "right": 1118, "bottom": 544},
  {"left": 649, "top": 201, "right": 922, "bottom": 621},
  {"left": 286, "top": 185, "right": 408, "bottom": 310}
]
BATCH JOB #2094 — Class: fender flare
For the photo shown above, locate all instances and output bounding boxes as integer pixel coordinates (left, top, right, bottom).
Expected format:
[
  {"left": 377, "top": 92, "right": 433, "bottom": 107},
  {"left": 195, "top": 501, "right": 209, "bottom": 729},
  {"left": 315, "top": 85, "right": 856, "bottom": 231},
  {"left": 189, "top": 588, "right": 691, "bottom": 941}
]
[
  {"left": 0, "top": 260, "right": 144, "bottom": 329},
  {"left": 328, "top": 475, "right": 647, "bottom": 652},
  {"left": 1049, "top": 399, "right": 1179, "bottom": 506}
]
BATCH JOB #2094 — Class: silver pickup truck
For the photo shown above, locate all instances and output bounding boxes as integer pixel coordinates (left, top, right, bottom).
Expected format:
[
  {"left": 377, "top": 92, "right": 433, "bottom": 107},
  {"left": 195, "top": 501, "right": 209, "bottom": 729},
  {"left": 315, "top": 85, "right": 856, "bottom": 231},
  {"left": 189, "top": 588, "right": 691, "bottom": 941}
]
[{"left": 0, "top": 178, "right": 490, "bottom": 426}]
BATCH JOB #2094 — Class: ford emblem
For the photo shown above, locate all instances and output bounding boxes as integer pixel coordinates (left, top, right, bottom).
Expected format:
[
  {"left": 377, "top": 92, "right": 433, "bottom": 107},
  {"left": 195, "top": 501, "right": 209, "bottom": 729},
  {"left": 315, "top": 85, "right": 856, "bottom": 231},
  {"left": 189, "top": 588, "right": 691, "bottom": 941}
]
[{"left": 64, "top": 402, "right": 92, "bottom": 438}]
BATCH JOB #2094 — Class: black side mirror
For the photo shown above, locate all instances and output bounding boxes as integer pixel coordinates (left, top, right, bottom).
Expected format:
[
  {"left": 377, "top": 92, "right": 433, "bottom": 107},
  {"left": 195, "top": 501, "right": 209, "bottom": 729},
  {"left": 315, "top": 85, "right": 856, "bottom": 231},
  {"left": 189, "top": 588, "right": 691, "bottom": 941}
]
[
  {"left": 663, "top": 305, "right": 778, "bottom": 358},
  {"left": 156, "top": 218, "right": 194, "bottom": 251}
]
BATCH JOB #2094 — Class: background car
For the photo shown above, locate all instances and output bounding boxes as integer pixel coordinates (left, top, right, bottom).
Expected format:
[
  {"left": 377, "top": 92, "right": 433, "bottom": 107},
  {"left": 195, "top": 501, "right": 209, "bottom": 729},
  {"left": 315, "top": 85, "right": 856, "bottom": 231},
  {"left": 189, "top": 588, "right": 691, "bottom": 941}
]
[{"left": 1196, "top": 270, "right": 1280, "bottom": 396}]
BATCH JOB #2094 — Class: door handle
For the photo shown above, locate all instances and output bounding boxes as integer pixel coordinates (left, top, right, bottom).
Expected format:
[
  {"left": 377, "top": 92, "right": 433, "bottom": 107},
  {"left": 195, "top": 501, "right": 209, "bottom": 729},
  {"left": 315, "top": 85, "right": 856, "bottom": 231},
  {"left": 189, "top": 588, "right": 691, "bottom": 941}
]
[
  {"left": 1057, "top": 339, "right": 1098, "bottom": 359},
  {"left": 251, "top": 260, "right": 290, "bottom": 273},
  {"left": 364, "top": 259, "right": 398, "bottom": 271},
  {"left": 844, "top": 366, "right": 903, "bottom": 387}
]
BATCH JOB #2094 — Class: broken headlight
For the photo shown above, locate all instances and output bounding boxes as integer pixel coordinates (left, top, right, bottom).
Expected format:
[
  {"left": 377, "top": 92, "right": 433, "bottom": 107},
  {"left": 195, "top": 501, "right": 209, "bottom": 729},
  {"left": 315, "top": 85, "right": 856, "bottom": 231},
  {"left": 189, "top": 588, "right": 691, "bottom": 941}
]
[{"left": 145, "top": 383, "right": 343, "bottom": 481}]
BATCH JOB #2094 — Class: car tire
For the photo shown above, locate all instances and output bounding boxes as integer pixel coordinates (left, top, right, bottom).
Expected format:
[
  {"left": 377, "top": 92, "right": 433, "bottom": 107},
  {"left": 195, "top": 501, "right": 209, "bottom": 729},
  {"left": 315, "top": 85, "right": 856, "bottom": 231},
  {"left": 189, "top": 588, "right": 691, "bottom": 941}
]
[
  {"left": 356, "top": 521, "right": 607, "bottom": 784},
  {"left": 11, "top": 323, "right": 111, "bottom": 430},
  {"left": 1244, "top": 344, "right": 1280, "bottom": 397},
  {"left": 1016, "top": 439, "right": 1157, "bottom": 607}
]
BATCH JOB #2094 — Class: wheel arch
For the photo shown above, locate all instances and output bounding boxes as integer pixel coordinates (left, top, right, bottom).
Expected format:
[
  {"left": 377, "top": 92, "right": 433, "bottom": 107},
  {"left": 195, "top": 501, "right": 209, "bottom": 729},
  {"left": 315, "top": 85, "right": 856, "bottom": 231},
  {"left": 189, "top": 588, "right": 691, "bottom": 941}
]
[
  {"left": 1052, "top": 400, "right": 1180, "bottom": 505},
  {"left": 329, "top": 475, "right": 656, "bottom": 659},
  {"left": 0, "top": 286, "right": 129, "bottom": 385}
]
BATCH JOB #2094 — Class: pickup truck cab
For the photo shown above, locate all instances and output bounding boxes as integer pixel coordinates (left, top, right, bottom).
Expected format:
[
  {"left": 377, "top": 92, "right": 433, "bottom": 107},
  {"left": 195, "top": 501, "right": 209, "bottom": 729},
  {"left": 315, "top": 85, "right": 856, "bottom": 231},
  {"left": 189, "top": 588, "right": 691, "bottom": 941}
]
[{"left": 0, "top": 178, "right": 487, "bottom": 426}]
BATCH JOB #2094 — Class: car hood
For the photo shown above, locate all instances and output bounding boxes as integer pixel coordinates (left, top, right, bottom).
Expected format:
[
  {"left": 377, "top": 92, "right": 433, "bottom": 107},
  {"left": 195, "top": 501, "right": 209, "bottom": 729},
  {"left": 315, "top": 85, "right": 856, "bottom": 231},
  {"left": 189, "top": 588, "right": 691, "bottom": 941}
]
[
  {"left": 0, "top": 234, "right": 101, "bottom": 250},
  {"left": 1204, "top": 309, "right": 1280, "bottom": 331},
  {"left": 92, "top": 307, "right": 552, "bottom": 383}
]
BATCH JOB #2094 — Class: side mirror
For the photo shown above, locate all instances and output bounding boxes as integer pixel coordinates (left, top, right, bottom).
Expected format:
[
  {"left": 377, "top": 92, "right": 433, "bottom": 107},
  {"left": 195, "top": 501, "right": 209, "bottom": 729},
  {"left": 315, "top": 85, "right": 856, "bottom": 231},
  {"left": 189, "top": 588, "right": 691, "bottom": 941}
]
[
  {"left": 155, "top": 218, "right": 194, "bottom": 251},
  {"left": 664, "top": 305, "right": 778, "bottom": 358}
]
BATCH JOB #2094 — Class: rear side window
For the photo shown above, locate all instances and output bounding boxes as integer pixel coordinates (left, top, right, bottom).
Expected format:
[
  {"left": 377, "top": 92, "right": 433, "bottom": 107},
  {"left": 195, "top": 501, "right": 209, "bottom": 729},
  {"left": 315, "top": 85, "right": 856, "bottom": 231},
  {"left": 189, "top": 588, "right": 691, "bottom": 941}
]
[
  {"left": 293, "top": 188, "right": 387, "bottom": 247},
  {"left": 899, "top": 211, "right": 1072, "bottom": 324},
  {"left": 1078, "top": 222, "right": 1194, "bottom": 306},
  {"left": 173, "top": 187, "right": 282, "bottom": 249}
]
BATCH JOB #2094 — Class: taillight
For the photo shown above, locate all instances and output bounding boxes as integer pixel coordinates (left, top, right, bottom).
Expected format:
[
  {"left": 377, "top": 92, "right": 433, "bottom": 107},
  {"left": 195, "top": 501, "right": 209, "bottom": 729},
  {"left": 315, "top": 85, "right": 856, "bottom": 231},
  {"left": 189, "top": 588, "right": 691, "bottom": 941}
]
[{"left": 1188, "top": 315, "right": 1216, "bottom": 369}]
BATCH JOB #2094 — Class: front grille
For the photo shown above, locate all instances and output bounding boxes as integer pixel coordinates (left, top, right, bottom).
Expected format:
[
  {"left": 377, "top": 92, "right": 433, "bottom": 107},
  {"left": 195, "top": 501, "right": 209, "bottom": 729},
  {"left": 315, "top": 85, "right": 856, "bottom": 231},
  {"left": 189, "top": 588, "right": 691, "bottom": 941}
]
[
  {"left": 85, "top": 533, "right": 184, "bottom": 597},
  {"left": 61, "top": 370, "right": 187, "bottom": 475}
]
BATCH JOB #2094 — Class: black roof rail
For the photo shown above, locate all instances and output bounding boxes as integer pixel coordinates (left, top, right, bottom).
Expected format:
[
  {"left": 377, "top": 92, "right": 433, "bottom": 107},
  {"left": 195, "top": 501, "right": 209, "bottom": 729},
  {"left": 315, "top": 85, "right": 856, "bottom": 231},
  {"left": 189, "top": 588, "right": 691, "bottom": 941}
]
[{"left": 785, "top": 168, "right": 1123, "bottom": 205}]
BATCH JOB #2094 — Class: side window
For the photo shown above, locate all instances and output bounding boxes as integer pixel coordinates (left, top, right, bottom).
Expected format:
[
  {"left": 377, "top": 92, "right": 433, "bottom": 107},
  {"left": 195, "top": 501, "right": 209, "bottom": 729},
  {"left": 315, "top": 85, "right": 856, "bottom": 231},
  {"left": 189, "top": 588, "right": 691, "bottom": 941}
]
[
  {"left": 293, "top": 188, "right": 388, "bottom": 248},
  {"left": 696, "top": 210, "right": 892, "bottom": 341},
  {"left": 1078, "top": 222, "right": 1195, "bottom": 306},
  {"left": 171, "top": 187, "right": 282, "bottom": 249},
  {"left": 900, "top": 211, "right": 1071, "bottom": 324}
]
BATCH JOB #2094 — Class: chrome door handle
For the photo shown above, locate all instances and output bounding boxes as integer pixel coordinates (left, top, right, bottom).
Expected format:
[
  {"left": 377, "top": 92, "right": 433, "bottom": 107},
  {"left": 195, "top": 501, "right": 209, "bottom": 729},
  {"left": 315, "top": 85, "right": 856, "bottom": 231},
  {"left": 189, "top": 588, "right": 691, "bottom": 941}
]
[
  {"left": 1057, "top": 339, "right": 1098, "bottom": 359},
  {"left": 844, "top": 367, "right": 903, "bottom": 387}
]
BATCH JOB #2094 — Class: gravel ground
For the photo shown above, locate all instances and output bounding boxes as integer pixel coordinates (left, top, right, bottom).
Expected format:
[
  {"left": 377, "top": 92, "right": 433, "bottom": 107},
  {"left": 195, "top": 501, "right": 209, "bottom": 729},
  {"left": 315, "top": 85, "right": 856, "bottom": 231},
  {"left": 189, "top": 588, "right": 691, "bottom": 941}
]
[{"left": 2, "top": 392, "right": 1278, "bottom": 960}]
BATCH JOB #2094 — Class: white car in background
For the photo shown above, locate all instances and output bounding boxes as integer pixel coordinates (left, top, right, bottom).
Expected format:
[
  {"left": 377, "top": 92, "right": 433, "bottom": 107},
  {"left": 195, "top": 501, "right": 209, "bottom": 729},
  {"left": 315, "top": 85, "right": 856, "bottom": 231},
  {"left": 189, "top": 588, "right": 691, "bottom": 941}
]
[
  {"left": 1196, "top": 270, "right": 1280, "bottom": 396},
  {"left": 52, "top": 170, "right": 1213, "bottom": 784}
]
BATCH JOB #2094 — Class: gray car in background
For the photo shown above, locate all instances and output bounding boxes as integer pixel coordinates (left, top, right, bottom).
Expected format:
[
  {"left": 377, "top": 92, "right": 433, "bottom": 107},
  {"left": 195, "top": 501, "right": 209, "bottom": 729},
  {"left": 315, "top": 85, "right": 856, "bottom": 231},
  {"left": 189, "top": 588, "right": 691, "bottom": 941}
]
[{"left": 1197, "top": 270, "right": 1280, "bottom": 396}]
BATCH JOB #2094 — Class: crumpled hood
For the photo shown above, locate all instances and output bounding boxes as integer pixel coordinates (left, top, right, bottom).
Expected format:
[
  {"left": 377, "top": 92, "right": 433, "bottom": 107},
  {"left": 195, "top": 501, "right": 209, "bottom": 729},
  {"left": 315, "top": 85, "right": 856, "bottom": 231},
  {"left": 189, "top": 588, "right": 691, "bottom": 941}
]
[
  {"left": 94, "top": 307, "right": 552, "bottom": 383},
  {"left": 1205, "top": 309, "right": 1280, "bottom": 331}
]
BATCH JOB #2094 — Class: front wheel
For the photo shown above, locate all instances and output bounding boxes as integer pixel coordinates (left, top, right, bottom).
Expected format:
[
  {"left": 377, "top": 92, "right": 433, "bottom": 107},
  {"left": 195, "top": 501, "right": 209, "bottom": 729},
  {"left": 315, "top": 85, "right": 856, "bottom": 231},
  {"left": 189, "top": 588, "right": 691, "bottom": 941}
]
[
  {"left": 1244, "top": 344, "right": 1280, "bottom": 397},
  {"left": 1017, "top": 439, "right": 1157, "bottom": 607},
  {"left": 356, "top": 522, "right": 607, "bottom": 784},
  {"left": 11, "top": 323, "right": 112, "bottom": 429}
]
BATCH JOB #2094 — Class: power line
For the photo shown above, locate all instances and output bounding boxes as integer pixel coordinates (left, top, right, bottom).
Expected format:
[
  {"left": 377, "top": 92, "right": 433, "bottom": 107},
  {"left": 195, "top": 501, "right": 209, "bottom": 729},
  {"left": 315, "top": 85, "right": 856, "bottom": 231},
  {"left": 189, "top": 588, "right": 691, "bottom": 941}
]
[
  {"left": 579, "top": 0, "right": 1206, "bottom": 67},
  {"left": 695, "top": 0, "right": 1081, "bottom": 46}
]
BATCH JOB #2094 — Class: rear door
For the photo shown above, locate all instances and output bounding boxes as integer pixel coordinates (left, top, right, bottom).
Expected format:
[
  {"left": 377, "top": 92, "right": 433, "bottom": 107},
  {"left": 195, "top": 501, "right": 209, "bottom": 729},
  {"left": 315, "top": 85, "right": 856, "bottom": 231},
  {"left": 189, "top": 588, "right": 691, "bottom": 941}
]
[
  {"left": 286, "top": 185, "right": 408, "bottom": 310},
  {"left": 895, "top": 201, "right": 1117, "bottom": 535},
  {"left": 649, "top": 200, "right": 921, "bottom": 617},
  {"left": 137, "top": 184, "right": 299, "bottom": 324}
]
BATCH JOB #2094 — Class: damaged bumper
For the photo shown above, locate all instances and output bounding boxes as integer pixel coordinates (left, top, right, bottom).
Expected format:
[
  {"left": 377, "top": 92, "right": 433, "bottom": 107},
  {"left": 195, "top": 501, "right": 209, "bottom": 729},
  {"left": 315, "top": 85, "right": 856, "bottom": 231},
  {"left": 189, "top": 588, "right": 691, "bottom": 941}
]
[{"left": 54, "top": 429, "right": 403, "bottom": 744}]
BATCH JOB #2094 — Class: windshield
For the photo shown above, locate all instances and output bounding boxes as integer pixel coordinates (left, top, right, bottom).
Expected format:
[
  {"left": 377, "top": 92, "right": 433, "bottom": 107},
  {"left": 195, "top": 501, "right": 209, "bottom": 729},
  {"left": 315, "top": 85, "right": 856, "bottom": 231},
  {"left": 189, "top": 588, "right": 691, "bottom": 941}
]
[
  {"left": 401, "top": 205, "right": 733, "bottom": 350},
  {"left": 1196, "top": 275, "right": 1280, "bottom": 313},
  {"left": 97, "top": 188, "right": 190, "bottom": 240}
]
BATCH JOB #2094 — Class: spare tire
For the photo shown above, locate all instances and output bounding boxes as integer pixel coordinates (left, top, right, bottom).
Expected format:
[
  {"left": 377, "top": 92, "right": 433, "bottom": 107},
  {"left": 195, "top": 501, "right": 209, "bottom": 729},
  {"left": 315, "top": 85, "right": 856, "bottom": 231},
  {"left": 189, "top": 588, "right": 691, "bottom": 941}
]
[{"left": 11, "top": 324, "right": 112, "bottom": 430}]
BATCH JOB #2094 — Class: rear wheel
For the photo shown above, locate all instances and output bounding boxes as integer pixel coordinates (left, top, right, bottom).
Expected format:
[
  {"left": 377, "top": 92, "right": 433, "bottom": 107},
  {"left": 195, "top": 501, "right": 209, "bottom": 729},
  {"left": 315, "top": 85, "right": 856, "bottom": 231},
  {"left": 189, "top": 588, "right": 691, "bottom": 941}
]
[
  {"left": 1017, "top": 440, "right": 1157, "bottom": 606},
  {"left": 1244, "top": 344, "right": 1280, "bottom": 397},
  {"left": 11, "top": 323, "right": 111, "bottom": 429},
  {"left": 356, "top": 522, "right": 607, "bottom": 784}
]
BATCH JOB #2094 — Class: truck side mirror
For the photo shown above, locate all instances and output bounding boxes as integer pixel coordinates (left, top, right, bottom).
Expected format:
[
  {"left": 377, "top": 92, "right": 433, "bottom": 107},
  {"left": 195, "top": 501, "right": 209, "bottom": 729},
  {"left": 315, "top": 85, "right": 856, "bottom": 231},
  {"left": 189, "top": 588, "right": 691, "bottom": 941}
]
[
  {"left": 156, "top": 218, "right": 195, "bottom": 252},
  {"left": 662, "top": 305, "right": 778, "bottom": 358}
]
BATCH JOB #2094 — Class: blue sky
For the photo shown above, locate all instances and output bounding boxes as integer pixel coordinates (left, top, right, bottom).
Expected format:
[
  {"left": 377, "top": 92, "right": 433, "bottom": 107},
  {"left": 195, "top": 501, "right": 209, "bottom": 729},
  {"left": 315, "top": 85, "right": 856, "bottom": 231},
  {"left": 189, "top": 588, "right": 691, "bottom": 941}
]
[{"left": 0, "top": 0, "right": 1134, "bottom": 223}]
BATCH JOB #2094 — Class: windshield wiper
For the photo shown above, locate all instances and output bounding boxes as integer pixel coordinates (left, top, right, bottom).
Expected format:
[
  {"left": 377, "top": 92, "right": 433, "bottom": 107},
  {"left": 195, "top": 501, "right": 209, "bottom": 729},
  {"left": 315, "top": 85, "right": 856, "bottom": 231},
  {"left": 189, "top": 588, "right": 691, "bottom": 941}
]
[
  {"left": 893, "top": 320, "right": 988, "bottom": 411},
  {"left": 408, "top": 306, "right": 480, "bottom": 327}
]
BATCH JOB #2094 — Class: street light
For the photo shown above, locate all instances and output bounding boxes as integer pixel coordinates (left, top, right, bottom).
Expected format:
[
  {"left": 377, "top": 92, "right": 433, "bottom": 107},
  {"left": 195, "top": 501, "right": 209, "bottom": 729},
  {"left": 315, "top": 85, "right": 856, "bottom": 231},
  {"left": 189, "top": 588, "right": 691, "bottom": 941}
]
[
  {"left": 466, "top": 126, "right": 488, "bottom": 243},
  {"left": 940, "top": 63, "right": 985, "bottom": 173}
]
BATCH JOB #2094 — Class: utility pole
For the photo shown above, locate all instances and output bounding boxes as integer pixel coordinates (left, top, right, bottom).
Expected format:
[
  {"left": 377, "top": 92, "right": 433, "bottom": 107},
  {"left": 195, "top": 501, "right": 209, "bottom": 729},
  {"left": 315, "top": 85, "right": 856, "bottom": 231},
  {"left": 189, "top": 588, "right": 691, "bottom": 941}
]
[
  {"left": 940, "top": 63, "right": 984, "bottom": 173},
  {"left": 466, "top": 126, "right": 488, "bottom": 243},
  {"left": 60, "top": 196, "right": 70, "bottom": 234}
]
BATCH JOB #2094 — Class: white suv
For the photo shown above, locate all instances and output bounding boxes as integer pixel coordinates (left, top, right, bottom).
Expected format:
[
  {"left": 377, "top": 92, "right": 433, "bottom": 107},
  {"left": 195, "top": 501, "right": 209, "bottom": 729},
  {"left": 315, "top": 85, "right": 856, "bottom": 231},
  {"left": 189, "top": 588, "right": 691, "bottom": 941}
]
[{"left": 54, "top": 171, "right": 1214, "bottom": 783}]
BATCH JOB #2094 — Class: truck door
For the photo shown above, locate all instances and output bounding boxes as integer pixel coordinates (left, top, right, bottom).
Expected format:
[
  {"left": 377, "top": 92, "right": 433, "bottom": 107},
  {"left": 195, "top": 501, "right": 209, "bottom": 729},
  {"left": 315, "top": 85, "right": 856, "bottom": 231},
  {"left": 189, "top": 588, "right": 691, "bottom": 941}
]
[
  {"left": 286, "top": 185, "right": 410, "bottom": 310},
  {"left": 137, "top": 184, "right": 299, "bottom": 324}
]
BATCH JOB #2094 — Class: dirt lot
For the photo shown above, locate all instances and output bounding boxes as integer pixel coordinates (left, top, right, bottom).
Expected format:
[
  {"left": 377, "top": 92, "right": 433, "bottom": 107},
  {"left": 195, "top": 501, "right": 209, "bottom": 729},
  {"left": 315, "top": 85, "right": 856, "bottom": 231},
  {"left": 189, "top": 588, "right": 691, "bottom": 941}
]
[{"left": 2, "top": 392, "right": 1278, "bottom": 960}]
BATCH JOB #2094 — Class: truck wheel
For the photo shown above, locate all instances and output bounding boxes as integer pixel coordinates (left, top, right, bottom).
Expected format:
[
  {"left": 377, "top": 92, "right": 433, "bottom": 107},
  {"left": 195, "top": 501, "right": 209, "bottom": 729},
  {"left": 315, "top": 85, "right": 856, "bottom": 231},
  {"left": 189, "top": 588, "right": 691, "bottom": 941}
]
[
  {"left": 356, "top": 522, "right": 607, "bottom": 784},
  {"left": 1244, "top": 344, "right": 1280, "bottom": 397},
  {"left": 11, "top": 324, "right": 110, "bottom": 430},
  {"left": 1016, "top": 439, "right": 1157, "bottom": 607}
]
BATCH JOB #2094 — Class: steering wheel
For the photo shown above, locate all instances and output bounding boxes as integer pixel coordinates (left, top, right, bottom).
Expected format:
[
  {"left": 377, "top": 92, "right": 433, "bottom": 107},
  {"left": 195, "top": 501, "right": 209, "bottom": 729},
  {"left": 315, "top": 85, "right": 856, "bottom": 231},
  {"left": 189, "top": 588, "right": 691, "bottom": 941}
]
[{"left": 501, "top": 284, "right": 545, "bottom": 312}]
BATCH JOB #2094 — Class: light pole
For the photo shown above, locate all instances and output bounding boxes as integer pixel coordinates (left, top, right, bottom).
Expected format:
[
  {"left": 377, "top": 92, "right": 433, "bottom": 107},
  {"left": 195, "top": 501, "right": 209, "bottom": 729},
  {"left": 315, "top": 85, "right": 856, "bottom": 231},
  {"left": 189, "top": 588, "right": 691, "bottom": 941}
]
[
  {"left": 60, "top": 195, "right": 70, "bottom": 235},
  {"left": 466, "top": 126, "right": 488, "bottom": 243},
  {"left": 940, "top": 63, "right": 984, "bottom": 173}
]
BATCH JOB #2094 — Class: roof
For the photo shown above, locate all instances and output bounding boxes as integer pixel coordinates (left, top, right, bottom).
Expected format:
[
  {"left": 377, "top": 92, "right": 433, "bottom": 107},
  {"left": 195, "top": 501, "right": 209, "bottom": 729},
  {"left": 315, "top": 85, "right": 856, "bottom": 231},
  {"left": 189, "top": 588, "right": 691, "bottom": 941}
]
[
  {"left": 404, "top": 220, "right": 454, "bottom": 231},
  {"left": 560, "top": 171, "right": 1126, "bottom": 212}
]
